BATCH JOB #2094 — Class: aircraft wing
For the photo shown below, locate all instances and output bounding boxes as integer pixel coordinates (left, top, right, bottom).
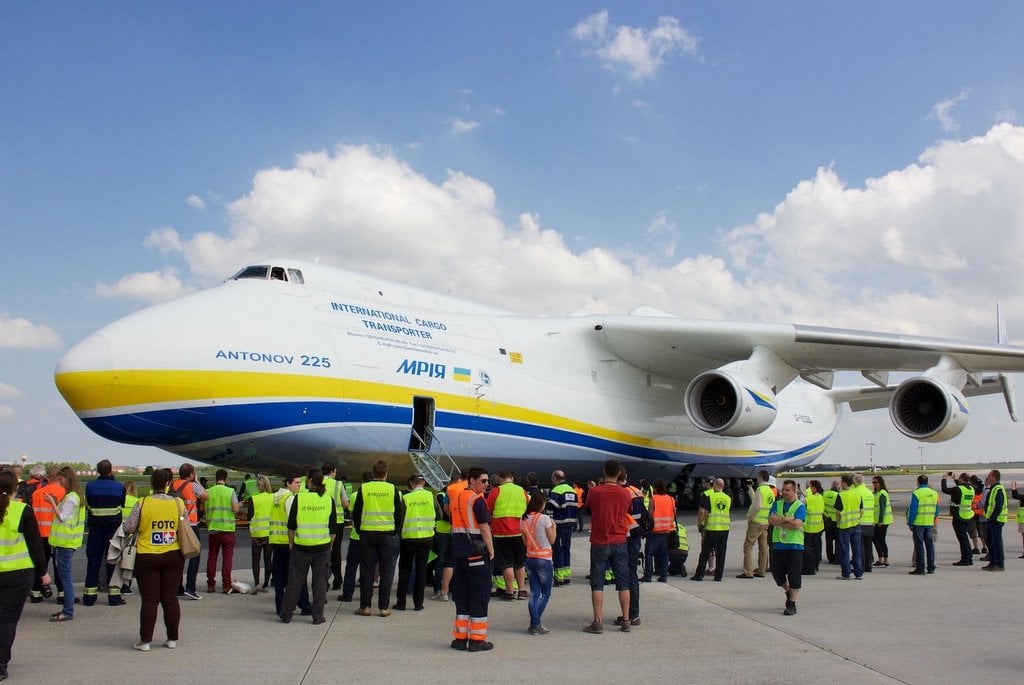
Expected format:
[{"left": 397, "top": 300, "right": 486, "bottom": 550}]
[{"left": 595, "top": 316, "right": 1024, "bottom": 381}]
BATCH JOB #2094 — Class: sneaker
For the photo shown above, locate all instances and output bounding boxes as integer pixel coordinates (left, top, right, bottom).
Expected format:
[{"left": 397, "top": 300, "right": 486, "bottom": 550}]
[
  {"left": 783, "top": 604, "right": 797, "bottom": 616},
  {"left": 620, "top": 621, "right": 631, "bottom": 633},
  {"left": 133, "top": 642, "right": 150, "bottom": 652},
  {"left": 467, "top": 640, "right": 494, "bottom": 652},
  {"left": 630, "top": 617, "right": 641, "bottom": 625},
  {"left": 337, "top": 595, "right": 353, "bottom": 602},
  {"left": 583, "top": 621, "right": 603, "bottom": 634},
  {"left": 378, "top": 609, "right": 391, "bottom": 617},
  {"left": 354, "top": 607, "right": 371, "bottom": 616},
  {"left": 835, "top": 576, "right": 850, "bottom": 580},
  {"left": 690, "top": 575, "right": 704, "bottom": 582},
  {"left": 614, "top": 616, "right": 628, "bottom": 626},
  {"left": 450, "top": 638, "right": 468, "bottom": 651},
  {"left": 312, "top": 617, "right": 326, "bottom": 625},
  {"left": 908, "top": 569, "right": 925, "bottom": 575},
  {"left": 430, "top": 592, "right": 449, "bottom": 602},
  {"left": 528, "top": 625, "right": 551, "bottom": 635},
  {"left": 182, "top": 590, "right": 201, "bottom": 600},
  {"left": 500, "top": 593, "right": 516, "bottom": 602},
  {"left": 164, "top": 640, "right": 176, "bottom": 649},
  {"left": 517, "top": 590, "right": 529, "bottom": 600},
  {"left": 121, "top": 585, "right": 134, "bottom": 595}
]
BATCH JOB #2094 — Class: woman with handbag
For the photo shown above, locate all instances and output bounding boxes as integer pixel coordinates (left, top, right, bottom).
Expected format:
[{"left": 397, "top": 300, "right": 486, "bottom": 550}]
[
  {"left": 0, "top": 470, "right": 51, "bottom": 681},
  {"left": 45, "top": 467, "right": 82, "bottom": 622},
  {"left": 123, "top": 469, "right": 186, "bottom": 651}
]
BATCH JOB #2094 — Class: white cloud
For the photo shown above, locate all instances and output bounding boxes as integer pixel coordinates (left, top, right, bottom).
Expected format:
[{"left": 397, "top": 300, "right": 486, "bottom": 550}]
[
  {"left": 95, "top": 268, "right": 187, "bottom": 303},
  {"left": 449, "top": 118, "right": 480, "bottom": 135},
  {"left": 0, "top": 383, "right": 21, "bottom": 398},
  {"left": 572, "top": 10, "right": 699, "bottom": 82},
  {"left": 0, "top": 317, "right": 62, "bottom": 349},
  {"left": 0, "top": 406, "right": 14, "bottom": 420},
  {"left": 929, "top": 88, "right": 971, "bottom": 132},
  {"left": 144, "top": 226, "right": 184, "bottom": 254},
  {"left": 127, "top": 124, "right": 1024, "bottom": 340},
  {"left": 186, "top": 194, "right": 206, "bottom": 210}
]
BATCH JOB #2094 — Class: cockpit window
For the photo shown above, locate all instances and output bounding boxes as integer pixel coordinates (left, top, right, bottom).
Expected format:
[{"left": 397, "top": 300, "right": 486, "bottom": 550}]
[
  {"left": 232, "top": 265, "right": 270, "bottom": 280},
  {"left": 230, "top": 264, "right": 304, "bottom": 284}
]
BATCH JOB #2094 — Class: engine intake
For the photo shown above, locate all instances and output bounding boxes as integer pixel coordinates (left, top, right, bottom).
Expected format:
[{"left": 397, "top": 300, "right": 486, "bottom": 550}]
[
  {"left": 685, "top": 371, "right": 778, "bottom": 437},
  {"left": 889, "top": 377, "right": 969, "bottom": 442}
]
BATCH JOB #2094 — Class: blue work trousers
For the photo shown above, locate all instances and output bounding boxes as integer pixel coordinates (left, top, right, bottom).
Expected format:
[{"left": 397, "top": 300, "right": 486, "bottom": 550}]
[{"left": 837, "top": 526, "right": 862, "bottom": 578}]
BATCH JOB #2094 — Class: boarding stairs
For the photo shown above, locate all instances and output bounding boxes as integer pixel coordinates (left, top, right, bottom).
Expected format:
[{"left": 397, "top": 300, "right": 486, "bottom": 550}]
[{"left": 408, "top": 427, "right": 459, "bottom": 491}]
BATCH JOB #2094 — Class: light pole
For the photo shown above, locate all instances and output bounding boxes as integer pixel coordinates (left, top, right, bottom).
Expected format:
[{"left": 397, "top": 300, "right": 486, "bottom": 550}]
[{"left": 866, "top": 442, "right": 875, "bottom": 473}]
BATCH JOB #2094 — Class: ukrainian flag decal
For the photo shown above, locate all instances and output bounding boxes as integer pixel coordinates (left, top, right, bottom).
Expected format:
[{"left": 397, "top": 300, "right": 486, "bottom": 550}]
[{"left": 453, "top": 367, "right": 472, "bottom": 382}]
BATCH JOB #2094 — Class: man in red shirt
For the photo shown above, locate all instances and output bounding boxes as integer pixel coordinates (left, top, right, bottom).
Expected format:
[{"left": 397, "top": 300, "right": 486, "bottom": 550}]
[{"left": 583, "top": 460, "right": 633, "bottom": 634}]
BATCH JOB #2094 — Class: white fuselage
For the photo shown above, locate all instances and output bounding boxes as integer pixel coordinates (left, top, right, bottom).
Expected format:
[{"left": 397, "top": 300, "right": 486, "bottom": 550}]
[{"left": 55, "top": 261, "right": 840, "bottom": 481}]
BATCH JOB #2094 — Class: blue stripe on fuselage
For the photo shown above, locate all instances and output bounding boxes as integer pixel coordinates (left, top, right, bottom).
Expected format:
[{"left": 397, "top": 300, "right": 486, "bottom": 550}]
[{"left": 81, "top": 400, "right": 827, "bottom": 466}]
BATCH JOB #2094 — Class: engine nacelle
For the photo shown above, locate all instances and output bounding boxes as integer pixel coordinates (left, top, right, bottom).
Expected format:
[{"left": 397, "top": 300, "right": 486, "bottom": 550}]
[
  {"left": 889, "top": 377, "right": 970, "bottom": 442},
  {"left": 684, "top": 371, "right": 778, "bottom": 437}
]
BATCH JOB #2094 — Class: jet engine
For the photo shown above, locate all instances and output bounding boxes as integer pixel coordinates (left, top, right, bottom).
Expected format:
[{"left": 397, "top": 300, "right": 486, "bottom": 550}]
[
  {"left": 889, "top": 377, "right": 970, "bottom": 442},
  {"left": 684, "top": 371, "right": 778, "bottom": 437}
]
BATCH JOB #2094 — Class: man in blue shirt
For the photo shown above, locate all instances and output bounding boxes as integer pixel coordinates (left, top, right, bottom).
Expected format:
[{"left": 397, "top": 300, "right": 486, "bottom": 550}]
[{"left": 768, "top": 479, "right": 806, "bottom": 616}]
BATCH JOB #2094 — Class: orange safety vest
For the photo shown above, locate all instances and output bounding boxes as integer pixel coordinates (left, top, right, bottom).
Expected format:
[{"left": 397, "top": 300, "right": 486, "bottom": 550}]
[
  {"left": 971, "top": 492, "right": 984, "bottom": 517},
  {"left": 31, "top": 483, "right": 66, "bottom": 538},
  {"left": 445, "top": 480, "right": 467, "bottom": 516},
  {"left": 451, "top": 488, "right": 483, "bottom": 535},
  {"left": 651, "top": 494, "right": 676, "bottom": 532},
  {"left": 573, "top": 485, "right": 584, "bottom": 508},
  {"left": 171, "top": 479, "right": 200, "bottom": 525}
]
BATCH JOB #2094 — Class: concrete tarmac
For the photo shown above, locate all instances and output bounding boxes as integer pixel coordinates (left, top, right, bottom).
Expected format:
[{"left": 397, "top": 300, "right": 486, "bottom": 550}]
[{"left": 10, "top": 477, "right": 1024, "bottom": 684}]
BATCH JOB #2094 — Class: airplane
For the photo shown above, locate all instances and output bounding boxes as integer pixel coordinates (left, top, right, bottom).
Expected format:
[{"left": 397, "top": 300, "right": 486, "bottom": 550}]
[{"left": 54, "top": 258, "right": 1024, "bottom": 500}]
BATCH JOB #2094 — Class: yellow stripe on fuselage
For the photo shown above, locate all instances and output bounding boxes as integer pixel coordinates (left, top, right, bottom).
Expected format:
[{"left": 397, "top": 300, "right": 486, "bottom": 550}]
[{"left": 55, "top": 368, "right": 768, "bottom": 458}]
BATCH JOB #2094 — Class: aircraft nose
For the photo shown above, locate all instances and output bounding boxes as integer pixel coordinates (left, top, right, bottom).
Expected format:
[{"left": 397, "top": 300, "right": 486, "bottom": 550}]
[{"left": 54, "top": 331, "right": 115, "bottom": 413}]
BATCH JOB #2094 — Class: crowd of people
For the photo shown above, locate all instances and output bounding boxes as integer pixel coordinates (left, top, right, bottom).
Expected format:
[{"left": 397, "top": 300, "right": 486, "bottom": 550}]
[{"left": 0, "top": 459, "right": 1022, "bottom": 677}]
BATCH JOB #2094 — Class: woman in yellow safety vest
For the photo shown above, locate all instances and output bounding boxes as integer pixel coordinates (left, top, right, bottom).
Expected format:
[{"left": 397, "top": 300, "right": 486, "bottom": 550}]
[
  {"left": 0, "top": 469, "right": 51, "bottom": 680},
  {"left": 123, "top": 468, "right": 186, "bottom": 651},
  {"left": 45, "top": 467, "right": 83, "bottom": 622},
  {"left": 871, "top": 476, "right": 893, "bottom": 567}
]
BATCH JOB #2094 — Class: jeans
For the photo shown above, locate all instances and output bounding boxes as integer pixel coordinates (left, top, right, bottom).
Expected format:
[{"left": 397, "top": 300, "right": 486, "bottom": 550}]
[
  {"left": 179, "top": 525, "right": 201, "bottom": 593},
  {"left": 524, "top": 557, "right": 553, "bottom": 628},
  {"left": 837, "top": 526, "right": 862, "bottom": 578},
  {"left": 53, "top": 547, "right": 76, "bottom": 616},
  {"left": 589, "top": 543, "right": 629, "bottom": 591},
  {"left": 911, "top": 525, "right": 935, "bottom": 571},
  {"left": 626, "top": 535, "right": 641, "bottom": 619},
  {"left": 643, "top": 533, "right": 669, "bottom": 580}
]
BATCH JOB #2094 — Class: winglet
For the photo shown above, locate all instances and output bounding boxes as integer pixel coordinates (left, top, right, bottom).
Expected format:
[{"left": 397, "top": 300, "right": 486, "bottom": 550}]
[{"left": 997, "top": 303, "right": 1019, "bottom": 421}]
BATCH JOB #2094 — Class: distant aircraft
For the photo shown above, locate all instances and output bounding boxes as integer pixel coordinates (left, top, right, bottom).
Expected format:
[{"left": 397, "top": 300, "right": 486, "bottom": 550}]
[{"left": 54, "top": 259, "right": 1024, "bottom": 497}]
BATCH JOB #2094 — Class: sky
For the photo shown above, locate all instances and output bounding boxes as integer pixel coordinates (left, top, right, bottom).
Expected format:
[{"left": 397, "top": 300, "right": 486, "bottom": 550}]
[{"left": 3, "top": 2, "right": 1024, "bottom": 468}]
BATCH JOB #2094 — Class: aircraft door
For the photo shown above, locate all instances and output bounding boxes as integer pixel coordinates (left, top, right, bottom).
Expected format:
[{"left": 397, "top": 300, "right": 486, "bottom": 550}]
[{"left": 409, "top": 396, "right": 435, "bottom": 451}]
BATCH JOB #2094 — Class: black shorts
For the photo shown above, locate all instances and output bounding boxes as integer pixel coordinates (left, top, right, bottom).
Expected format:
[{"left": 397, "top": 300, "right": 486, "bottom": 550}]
[
  {"left": 493, "top": 536, "right": 526, "bottom": 571},
  {"left": 770, "top": 548, "right": 802, "bottom": 589}
]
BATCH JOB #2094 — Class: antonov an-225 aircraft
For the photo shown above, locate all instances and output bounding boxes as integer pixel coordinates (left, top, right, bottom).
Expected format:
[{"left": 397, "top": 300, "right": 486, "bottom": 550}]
[{"left": 55, "top": 259, "right": 1024, "bottom": 496}]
